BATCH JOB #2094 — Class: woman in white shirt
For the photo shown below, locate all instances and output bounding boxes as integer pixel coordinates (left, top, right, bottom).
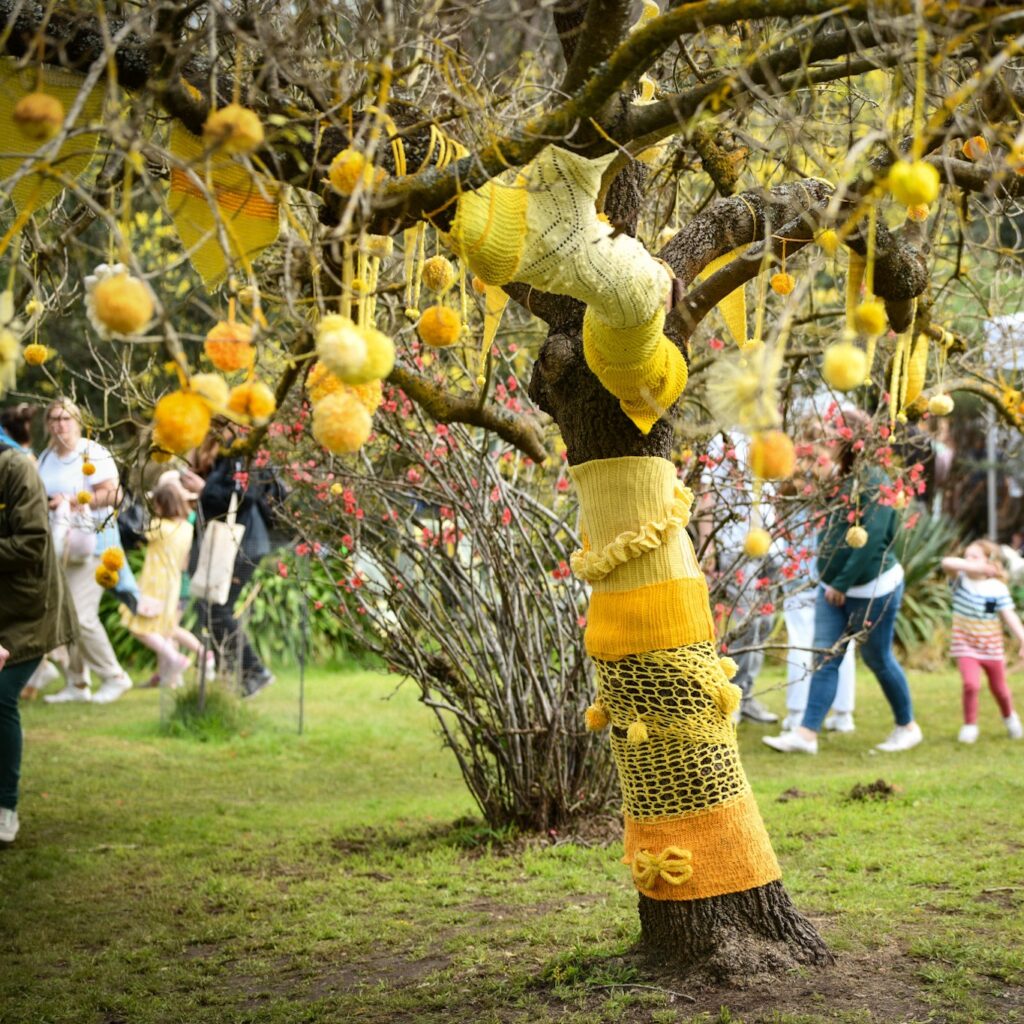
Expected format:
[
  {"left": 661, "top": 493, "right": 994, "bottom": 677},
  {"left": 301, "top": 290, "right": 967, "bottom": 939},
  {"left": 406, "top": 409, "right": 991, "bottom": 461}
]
[{"left": 36, "top": 399, "right": 132, "bottom": 704}]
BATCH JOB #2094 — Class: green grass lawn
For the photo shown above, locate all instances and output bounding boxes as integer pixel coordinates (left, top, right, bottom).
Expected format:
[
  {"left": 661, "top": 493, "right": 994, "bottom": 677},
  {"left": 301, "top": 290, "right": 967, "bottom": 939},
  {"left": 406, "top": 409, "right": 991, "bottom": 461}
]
[{"left": 1, "top": 660, "right": 1022, "bottom": 1024}]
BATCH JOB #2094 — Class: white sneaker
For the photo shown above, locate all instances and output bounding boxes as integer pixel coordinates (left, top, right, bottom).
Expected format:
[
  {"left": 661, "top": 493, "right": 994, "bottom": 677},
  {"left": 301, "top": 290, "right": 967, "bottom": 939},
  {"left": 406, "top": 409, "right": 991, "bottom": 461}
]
[
  {"left": 824, "top": 712, "right": 856, "bottom": 733},
  {"left": 43, "top": 682, "right": 92, "bottom": 704},
  {"left": 958, "top": 723, "right": 979, "bottom": 744},
  {"left": 23, "top": 660, "right": 62, "bottom": 699},
  {"left": 0, "top": 807, "right": 19, "bottom": 843},
  {"left": 1005, "top": 713, "right": 1023, "bottom": 740},
  {"left": 762, "top": 730, "right": 818, "bottom": 755},
  {"left": 92, "top": 675, "right": 132, "bottom": 704},
  {"left": 781, "top": 713, "right": 802, "bottom": 732},
  {"left": 876, "top": 721, "right": 923, "bottom": 752}
]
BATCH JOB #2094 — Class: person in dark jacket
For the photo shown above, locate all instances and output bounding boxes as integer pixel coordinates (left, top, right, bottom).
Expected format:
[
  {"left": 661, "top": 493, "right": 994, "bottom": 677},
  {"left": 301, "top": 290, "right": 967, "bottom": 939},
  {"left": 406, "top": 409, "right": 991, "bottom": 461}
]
[
  {"left": 189, "top": 437, "right": 286, "bottom": 697},
  {"left": 764, "top": 411, "right": 922, "bottom": 756},
  {"left": 0, "top": 426, "right": 78, "bottom": 843}
]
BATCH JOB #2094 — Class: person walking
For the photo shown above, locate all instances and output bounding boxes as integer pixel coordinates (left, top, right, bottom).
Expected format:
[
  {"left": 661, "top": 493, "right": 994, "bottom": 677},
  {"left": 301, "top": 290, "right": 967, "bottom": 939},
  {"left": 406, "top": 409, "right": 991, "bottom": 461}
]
[
  {"left": 36, "top": 399, "right": 133, "bottom": 704},
  {"left": 0, "top": 425, "right": 78, "bottom": 843},
  {"left": 764, "top": 412, "right": 922, "bottom": 755}
]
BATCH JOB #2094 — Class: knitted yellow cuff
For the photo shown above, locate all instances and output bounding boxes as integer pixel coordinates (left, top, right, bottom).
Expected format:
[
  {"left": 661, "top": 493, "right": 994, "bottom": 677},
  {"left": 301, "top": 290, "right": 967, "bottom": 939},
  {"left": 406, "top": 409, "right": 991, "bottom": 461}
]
[
  {"left": 583, "top": 306, "right": 688, "bottom": 433},
  {"left": 446, "top": 175, "right": 528, "bottom": 286},
  {"left": 623, "top": 791, "right": 781, "bottom": 900}
]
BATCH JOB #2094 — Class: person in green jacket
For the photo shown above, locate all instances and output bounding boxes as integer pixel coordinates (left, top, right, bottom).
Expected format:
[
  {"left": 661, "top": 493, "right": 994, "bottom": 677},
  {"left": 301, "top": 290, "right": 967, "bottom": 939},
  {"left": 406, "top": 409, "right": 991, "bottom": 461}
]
[
  {"left": 0, "top": 427, "right": 78, "bottom": 843},
  {"left": 764, "top": 411, "right": 922, "bottom": 755}
]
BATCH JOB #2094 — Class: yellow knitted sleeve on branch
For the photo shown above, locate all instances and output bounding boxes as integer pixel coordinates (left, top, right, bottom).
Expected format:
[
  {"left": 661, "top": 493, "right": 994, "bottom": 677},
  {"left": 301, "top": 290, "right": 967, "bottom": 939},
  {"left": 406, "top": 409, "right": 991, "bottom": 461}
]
[{"left": 445, "top": 175, "right": 528, "bottom": 286}]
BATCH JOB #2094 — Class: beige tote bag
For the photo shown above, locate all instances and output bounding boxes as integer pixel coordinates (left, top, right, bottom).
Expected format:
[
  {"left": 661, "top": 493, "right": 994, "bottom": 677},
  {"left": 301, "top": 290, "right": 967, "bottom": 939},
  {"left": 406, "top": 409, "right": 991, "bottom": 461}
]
[{"left": 190, "top": 493, "right": 245, "bottom": 605}]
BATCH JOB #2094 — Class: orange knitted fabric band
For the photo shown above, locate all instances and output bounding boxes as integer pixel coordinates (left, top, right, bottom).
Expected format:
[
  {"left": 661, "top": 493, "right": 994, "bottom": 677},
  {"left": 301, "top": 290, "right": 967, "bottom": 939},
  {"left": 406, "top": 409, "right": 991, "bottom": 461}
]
[{"left": 623, "top": 792, "right": 781, "bottom": 900}]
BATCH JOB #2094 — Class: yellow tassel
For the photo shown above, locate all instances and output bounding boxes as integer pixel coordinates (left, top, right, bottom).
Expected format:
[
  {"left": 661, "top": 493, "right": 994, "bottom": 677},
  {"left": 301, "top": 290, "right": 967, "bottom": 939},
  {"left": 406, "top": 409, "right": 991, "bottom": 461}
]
[
  {"left": 627, "top": 719, "right": 649, "bottom": 745},
  {"left": 890, "top": 331, "right": 907, "bottom": 429},
  {"left": 585, "top": 702, "right": 610, "bottom": 732},
  {"left": 903, "top": 332, "right": 929, "bottom": 408},
  {"left": 718, "top": 656, "right": 738, "bottom": 679},
  {"left": 478, "top": 285, "right": 510, "bottom": 386},
  {"left": 697, "top": 245, "right": 750, "bottom": 349},
  {"left": 846, "top": 250, "right": 866, "bottom": 325}
]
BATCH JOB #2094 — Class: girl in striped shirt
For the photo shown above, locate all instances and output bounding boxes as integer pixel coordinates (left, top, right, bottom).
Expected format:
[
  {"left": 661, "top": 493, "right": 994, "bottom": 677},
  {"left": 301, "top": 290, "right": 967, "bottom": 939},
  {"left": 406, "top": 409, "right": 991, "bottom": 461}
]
[{"left": 941, "top": 540, "right": 1024, "bottom": 743}]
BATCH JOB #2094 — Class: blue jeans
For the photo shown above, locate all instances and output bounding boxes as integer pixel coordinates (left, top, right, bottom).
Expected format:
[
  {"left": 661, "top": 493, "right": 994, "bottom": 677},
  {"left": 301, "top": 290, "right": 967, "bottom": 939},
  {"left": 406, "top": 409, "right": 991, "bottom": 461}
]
[
  {"left": 802, "top": 583, "right": 912, "bottom": 731},
  {"left": 0, "top": 658, "right": 41, "bottom": 810}
]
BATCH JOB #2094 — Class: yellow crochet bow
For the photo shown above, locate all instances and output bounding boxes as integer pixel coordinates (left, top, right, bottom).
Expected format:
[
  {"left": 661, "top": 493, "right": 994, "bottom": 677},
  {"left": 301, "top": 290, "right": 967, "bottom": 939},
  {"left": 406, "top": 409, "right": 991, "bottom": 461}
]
[{"left": 631, "top": 846, "right": 694, "bottom": 888}]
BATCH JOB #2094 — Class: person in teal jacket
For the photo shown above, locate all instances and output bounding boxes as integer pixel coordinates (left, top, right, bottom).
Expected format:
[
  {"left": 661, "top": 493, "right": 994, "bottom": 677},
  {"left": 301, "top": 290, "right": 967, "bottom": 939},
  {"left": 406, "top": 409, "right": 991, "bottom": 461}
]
[{"left": 765, "top": 412, "right": 922, "bottom": 755}]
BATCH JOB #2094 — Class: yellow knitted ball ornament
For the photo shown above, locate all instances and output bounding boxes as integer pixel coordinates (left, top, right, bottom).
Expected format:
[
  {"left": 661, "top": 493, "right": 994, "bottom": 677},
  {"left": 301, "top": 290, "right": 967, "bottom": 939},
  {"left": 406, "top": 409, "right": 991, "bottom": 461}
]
[
  {"left": 585, "top": 703, "right": 610, "bottom": 731},
  {"left": 189, "top": 372, "right": 230, "bottom": 412},
  {"left": 351, "top": 378, "right": 384, "bottom": 415},
  {"left": 23, "top": 343, "right": 47, "bottom": 366},
  {"left": 328, "top": 149, "right": 386, "bottom": 195},
  {"left": 82, "top": 461, "right": 96, "bottom": 476},
  {"left": 228, "top": 380, "right": 276, "bottom": 423},
  {"left": 743, "top": 528, "right": 772, "bottom": 558},
  {"left": 76, "top": 490, "right": 93, "bottom": 506},
  {"left": 961, "top": 135, "right": 988, "bottom": 161},
  {"left": 770, "top": 271, "right": 795, "bottom": 296},
  {"left": 887, "top": 160, "right": 940, "bottom": 207},
  {"left": 92, "top": 274, "right": 154, "bottom": 335},
  {"left": 152, "top": 391, "right": 212, "bottom": 455},
  {"left": 928, "top": 394, "right": 954, "bottom": 416},
  {"left": 203, "top": 104, "right": 264, "bottom": 155},
  {"left": 627, "top": 719, "right": 649, "bottom": 745},
  {"left": 822, "top": 341, "right": 868, "bottom": 391},
  {"left": 417, "top": 306, "right": 461, "bottom": 348},
  {"left": 12, "top": 92, "right": 64, "bottom": 141},
  {"left": 906, "top": 204, "right": 930, "bottom": 222},
  {"left": 816, "top": 229, "right": 839, "bottom": 256},
  {"left": 204, "top": 321, "right": 255, "bottom": 373},
  {"left": 312, "top": 391, "right": 372, "bottom": 455},
  {"left": 316, "top": 314, "right": 366, "bottom": 380},
  {"left": 853, "top": 299, "right": 887, "bottom": 338},
  {"left": 94, "top": 565, "right": 118, "bottom": 589},
  {"left": 101, "top": 547, "right": 125, "bottom": 572},
  {"left": 749, "top": 430, "right": 796, "bottom": 480},
  {"left": 354, "top": 326, "right": 395, "bottom": 384},
  {"left": 307, "top": 361, "right": 343, "bottom": 403},
  {"left": 846, "top": 525, "right": 868, "bottom": 548},
  {"left": 714, "top": 682, "right": 742, "bottom": 718},
  {"left": 719, "top": 656, "right": 739, "bottom": 679},
  {"left": 422, "top": 256, "right": 456, "bottom": 293}
]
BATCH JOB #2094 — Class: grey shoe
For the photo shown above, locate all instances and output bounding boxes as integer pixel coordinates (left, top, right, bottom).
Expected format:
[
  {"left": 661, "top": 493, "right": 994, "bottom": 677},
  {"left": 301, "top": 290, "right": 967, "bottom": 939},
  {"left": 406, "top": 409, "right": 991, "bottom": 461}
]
[
  {"left": 0, "top": 807, "right": 19, "bottom": 843},
  {"left": 741, "top": 697, "right": 779, "bottom": 724},
  {"left": 241, "top": 668, "right": 275, "bottom": 700}
]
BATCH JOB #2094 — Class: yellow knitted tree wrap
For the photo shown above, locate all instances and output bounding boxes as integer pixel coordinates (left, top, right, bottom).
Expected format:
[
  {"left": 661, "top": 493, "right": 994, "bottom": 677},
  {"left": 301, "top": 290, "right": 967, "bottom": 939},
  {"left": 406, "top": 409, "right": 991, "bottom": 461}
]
[
  {"left": 446, "top": 175, "right": 528, "bottom": 286},
  {"left": 571, "top": 456, "right": 781, "bottom": 901}
]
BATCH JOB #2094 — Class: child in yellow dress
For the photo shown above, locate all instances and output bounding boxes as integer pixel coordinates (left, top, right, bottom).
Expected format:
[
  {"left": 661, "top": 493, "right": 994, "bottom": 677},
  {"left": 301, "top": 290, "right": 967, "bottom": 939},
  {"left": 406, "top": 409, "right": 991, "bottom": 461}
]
[{"left": 120, "top": 481, "right": 206, "bottom": 688}]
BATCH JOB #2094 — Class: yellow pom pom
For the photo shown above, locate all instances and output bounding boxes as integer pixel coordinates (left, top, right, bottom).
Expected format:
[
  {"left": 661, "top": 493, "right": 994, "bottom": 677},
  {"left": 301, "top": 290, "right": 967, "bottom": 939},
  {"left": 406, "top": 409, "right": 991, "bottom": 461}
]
[
  {"left": 853, "top": 299, "right": 887, "bottom": 338},
  {"left": 743, "top": 528, "right": 772, "bottom": 558},
  {"left": 227, "top": 380, "right": 276, "bottom": 424},
  {"left": 350, "top": 378, "right": 383, "bottom": 415},
  {"left": 822, "top": 341, "right": 868, "bottom": 391},
  {"left": 189, "top": 372, "right": 230, "bottom": 412},
  {"left": 101, "top": 547, "right": 125, "bottom": 572},
  {"left": 627, "top": 719, "right": 649, "bottom": 745},
  {"left": 417, "top": 306, "right": 462, "bottom": 348},
  {"left": 770, "top": 271, "right": 795, "bottom": 296},
  {"left": 928, "top": 393, "right": 954, "bottom": 416},
  {"left": 204, "top": 321, "right": 255, "bottom": 373},
  {"left": 307, "top": 361, "right": 343, "bottom": 404},
  {"left": 329, "top": 482, "right": 344, "bottom": 496},
  {"left": 312, "top": 391, "right": 372, "bottom": 455},
  {"left": 470, "top": 276, "right": 487, "bottom": 296},
  {"left": 887, "top": 159, "right": 940, "bottom": 207},
  {"left": 328, "top": 148, "right": 386, "bottom": 195},
  {"left": 316, "top": 314, "right": 365, "bottom": 379},
  {"left": 203, "top": 103, "right": 264, "bottom": 155},
  {"left": 12, "top": 92, "right": 64, "bottom": 141},
  {"left": 719, "top": 656, "right": 739, "bottom": 680},
  {"left": 23, "top": 343, "right": 47, "bottom": 366},
  {"left": 82, "top": 461, "right": 96, "bottom": 477},
  {"left": 357, "top": 326, "right": 395, "bottom": 383},
  {"left": 25, "top": 298, "right": 43, "bottom": 317},
  {"left": 76, "top": 490, "right": 93, "bottom": 506},
  {"left": 816, "top": 229, "right": 839, "bottom": 256},
  {"left": 749, "top": 430, "right": 796, "bottom": 480},
  {"left": 422, "top": 255, "right": 456, "bottom": 293},
  {"left": 714, "top": 682, "right": 742, "bottom": 718},
  {"left": 584, "top": 702, "right": 610, "bottom": 732},
  {"left": 906, "top": 203, "right": 930, "bottom": 222},
  {"left": 961, "top": 135, "right": 988, "bottom": 161},
  {"left": 152, "top": 391, "right": 212, "bottom": 455},
  {"left": 362, "top": 234, "right": 394, "bottom": 258},
  {"left": 846, "top": 525, "right": 868, "bottom": 548},
  {"left": 94, "top": 565, "right": 118, "bottom": 589},
  {"left": 92, "top": 274, "right": 154, "bottom": 336}
]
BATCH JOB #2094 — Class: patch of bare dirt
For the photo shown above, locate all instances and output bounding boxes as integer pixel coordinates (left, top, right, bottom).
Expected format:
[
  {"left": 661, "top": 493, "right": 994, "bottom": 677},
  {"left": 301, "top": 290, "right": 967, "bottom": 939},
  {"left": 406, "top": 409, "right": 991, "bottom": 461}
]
[
  {"left": 776, "top": 787, "right": 816, "bottom": 803},
  {"left": 847, "top": 778, "right": 903, "bottom": 802}
]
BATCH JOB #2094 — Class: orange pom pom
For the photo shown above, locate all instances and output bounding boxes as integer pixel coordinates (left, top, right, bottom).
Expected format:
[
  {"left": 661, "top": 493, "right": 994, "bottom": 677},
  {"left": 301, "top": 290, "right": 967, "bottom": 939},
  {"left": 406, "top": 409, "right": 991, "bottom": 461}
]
[
  {"left": 94, "top": 565, "right": 119, "bottom": 589},
  {"left": 101, "top": 547, "right": 125, "bottom": 571},
  {"left": 204, "top": 321, "right": 255, "bottom": 373},
  {"left": 23, "top": 343, "right": 47, "bottom": 366},
  {"left": 227, "top": 380, "right": 276, "bottom": 423},
  {"left": 749, "top": 430, "right": 796, "bottom": 480},
  {"left": 12, "top": 92, "right": 64, "bottom": 141},
  {"left": 770, "top": 271, "right": 795, "bottom": 296},
  {"left": 585, "top": 703, "right": 610, "bottom": 732},
  {"left": 152, "top": 391, "right": 212, "bottom": 455},
  {"left": 203, "top": 104, "right": 264, "bottom": 155},
  {"left": 417, "top": 306, "right": 461, "bottom": 348}
]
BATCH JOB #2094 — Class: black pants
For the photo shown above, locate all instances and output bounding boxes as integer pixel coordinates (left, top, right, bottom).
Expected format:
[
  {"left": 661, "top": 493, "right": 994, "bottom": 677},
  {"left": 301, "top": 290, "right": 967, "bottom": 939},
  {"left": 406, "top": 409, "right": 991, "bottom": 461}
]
[{"left": 194, "top": 559, "right": 265, "bottom": 684}]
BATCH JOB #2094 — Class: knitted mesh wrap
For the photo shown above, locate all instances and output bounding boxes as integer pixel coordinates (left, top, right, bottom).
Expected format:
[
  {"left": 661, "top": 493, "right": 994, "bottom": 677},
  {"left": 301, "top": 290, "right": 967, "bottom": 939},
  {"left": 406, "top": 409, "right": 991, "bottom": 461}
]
[{"left": 572, "top": 457, "right": 781, "bottom": 900}]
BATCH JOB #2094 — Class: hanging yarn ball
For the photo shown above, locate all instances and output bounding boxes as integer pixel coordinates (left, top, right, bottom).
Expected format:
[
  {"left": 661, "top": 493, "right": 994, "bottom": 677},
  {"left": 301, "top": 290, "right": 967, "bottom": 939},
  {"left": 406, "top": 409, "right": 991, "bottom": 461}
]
[
  {"left": 961, "top": 135, "right": 989, "bottom": 161},
  {"left": 76, "top": 490, "right": 93, "bottom": 506},
  {"left": 82, "top": 460, "right": 96, "bottom": 477},
  {"left": 12, "top": 92, "right": 64, "bottom": 141},
  {"left": 204, "top": 321, "right": 255, "bottom": 373},
  {"left": 470, "top": 276, "right": 487, "bottom": 296},
  {"left": 627, "top": 719, "right": 649, "bottom": 745},
  {"left": 584, "top": 702, "right": 610, "bottom": 732},
  {"left": 227, "top": 380, "right": 276, "bottom": 423},
  {"left": 101, "top": 547, "right": 125, "bottom": 572},
  {"left": 88, "top": 271, "right": 154, "bottom": 337},
  {"left": 189, "top": 372, "right": 230, "bottom": 412},
  {"left": 25, "top": 298, "right": 44, "bottom": 318},
  {"left": 743, "top": 527, "right": 772, "bottom": 558},
  {"left": 307, "top": 360, "right": 342, "bottom": 404},
  {"left": 770, "top": 271, "right": 795, "bottom": 296},
  {"left": 203, "top": 103, "right": 264, "bottom": 155},
  {"left": 749, "top": 430, "right": 796, "bottom": 480},
  {"left": 718, "top": 656, "right": 739, "bottom": 679},
  {"left": 887, "top": 159, "right": 940, "bottom": 207},
  {"left": 906, "top": 204, "right": 930, "bottom": 222},
  {"left": 316, "top": 314, "right": 366, "bottom": 380},
  {"left": 94, "top": 564, "right": 119, "bottom": 589},
  {"left": 846, "top": 525, "right": 869, "bottom": 548},
  {"left": 327, "top": 149, "right": 386, "bottom": 195},
  {"left": 351, "top": 378, "right": 384, "bottom": 415},
  {"left": 853, "top": 299, "right": 887, "bottom": 338},
  {"left": 816, "top": 229, "right": 839, "bottom": 256},
  {"left": 714, "top": 682, "right": 742, "bottom": 718},
  {"left": 355, "top": 326, "right": 395, "bottom": 384},
  {"left": 312, "top": 391, "right": 372, "bottom": 455},
  {"left": 362, "top": 234, "right": 394, "bottom": 258},
  {"left": 422, "top": 255, "right": 456, "bottom": 293},
  {"left": 152, "top": 391, "right": 212, "bottom": 455},
  {"left": 22, "top": 343, "right": 47, "bottom": 366},
  {"left": 822, "top": 341, "right": 868, "bottom": 391},
  {"left": 928, "top": 393, "right": 954, "bottom": 416},
  {"left": 417, "top": 305, "right": 461, "bottom": 348}
]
